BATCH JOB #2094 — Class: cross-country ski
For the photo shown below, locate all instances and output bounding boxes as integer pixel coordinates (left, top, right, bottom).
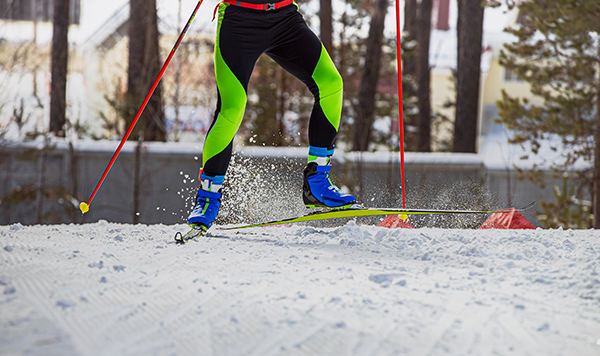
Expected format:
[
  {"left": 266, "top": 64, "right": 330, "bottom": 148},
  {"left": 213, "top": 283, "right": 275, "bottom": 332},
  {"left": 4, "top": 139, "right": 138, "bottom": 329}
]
[
  {"left": 221, "top": 203, "right": 536, "bottom": 231},
  {"left": 174, "top": 203, "right": 536, "bottom": 243}
]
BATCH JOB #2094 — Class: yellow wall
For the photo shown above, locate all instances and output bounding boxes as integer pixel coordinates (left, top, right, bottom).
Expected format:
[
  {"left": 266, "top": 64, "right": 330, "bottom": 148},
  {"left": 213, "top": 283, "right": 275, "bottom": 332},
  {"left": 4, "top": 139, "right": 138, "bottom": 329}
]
[
  {"left": 427, "top": 57, "right": 540, "bottom": 151},
  {"left": 482, "top": 58, "right": 543, "bottom": 108}
]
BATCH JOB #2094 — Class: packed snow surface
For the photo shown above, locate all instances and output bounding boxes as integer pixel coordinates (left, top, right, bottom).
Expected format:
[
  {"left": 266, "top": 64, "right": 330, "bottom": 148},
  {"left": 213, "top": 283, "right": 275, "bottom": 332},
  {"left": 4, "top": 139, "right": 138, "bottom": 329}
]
[{"left": 1, "top": 221, "right": 600, "bottom": 355}]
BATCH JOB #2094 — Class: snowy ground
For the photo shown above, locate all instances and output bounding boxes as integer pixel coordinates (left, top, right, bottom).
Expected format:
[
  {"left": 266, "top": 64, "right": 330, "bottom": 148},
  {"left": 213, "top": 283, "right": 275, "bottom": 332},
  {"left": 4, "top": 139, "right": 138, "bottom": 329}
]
[{"left": 1, "top": 221, "right": 600, "bottom": 356}]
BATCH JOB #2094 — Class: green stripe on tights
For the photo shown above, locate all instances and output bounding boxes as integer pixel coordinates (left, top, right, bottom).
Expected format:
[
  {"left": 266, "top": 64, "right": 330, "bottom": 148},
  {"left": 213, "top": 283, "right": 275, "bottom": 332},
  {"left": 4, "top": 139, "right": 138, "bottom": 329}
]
[
  {"left": 202, "top": 3, "right": 247, "bottom": 168},
  {"left": 312, "top": 44, "right": 343, "bottom": 131}
]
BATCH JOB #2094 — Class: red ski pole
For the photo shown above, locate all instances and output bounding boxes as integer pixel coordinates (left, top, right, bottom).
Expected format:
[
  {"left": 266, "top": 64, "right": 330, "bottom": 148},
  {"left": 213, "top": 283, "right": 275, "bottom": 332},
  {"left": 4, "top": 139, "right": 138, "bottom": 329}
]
[
  {"left": 395, "top": 0, "right": 406, "bottom": 210},
  {"left": 80, "top": 0, "right": 204, "bottom": 215}
]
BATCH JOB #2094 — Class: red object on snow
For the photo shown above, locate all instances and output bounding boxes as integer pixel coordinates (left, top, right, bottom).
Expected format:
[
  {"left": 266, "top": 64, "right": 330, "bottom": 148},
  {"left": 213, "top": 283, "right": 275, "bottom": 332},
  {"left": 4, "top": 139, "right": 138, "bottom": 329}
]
[
  {"left": 479, "top": 210, "right": 536, "bottom": 229},
  {"left": 378, "top": 215, "right": 415, "bottom": 229}
]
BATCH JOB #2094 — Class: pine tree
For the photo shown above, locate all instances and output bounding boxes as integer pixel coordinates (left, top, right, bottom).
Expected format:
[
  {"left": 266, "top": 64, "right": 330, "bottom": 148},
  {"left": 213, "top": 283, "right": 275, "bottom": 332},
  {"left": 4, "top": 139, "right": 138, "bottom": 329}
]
[
  {"left": 127, "top": 0, "right": 165, "bottom": 142},
  {"left": 352, "top": 0, "right": 389, "bottom": 151},
  {"left": 497, "top": 0, "right": 600, "bottom": 228},
  {"left": 416, "top": 0, "right": 432, "bottom": 152},
  {"left": 50, "top": 0, "right": 69, "bottom": 137},
  {"left": 319, "top": 0, "right": 333, "bottom": 53},
  {"left": 453, "top": 0, "right": 484, "bottom": 153},
  {"left": 402, "top": 0, "right": 417, "bottom": 78}
]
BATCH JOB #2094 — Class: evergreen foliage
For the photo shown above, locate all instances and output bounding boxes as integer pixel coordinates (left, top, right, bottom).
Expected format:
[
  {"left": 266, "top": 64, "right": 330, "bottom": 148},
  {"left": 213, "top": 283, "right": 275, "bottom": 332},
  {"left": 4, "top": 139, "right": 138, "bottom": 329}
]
[
  {"left": 536, "top": 172, "right": 592, "bottom": 229},
  {"left": 496, "top": 0, "right": 600, "bottom": 228}
]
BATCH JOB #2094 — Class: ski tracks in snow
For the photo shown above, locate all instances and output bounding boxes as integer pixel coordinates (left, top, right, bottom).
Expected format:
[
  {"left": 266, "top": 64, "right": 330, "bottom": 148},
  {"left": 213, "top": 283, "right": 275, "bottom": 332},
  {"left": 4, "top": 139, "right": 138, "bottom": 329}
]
[{"left": 1, "top": 221, "right": 600, "bottom": 355}]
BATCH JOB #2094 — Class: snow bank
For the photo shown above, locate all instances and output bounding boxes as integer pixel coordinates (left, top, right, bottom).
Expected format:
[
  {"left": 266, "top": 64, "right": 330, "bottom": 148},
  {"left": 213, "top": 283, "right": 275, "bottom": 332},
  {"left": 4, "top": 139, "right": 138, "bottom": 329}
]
[{"left": 1, "top": 222, "right": 599, "bottom": 355}]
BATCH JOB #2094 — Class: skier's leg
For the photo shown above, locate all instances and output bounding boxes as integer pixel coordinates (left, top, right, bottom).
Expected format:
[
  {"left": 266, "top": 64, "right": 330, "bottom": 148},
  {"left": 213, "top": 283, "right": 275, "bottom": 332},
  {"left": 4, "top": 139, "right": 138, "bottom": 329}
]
[
  {"left": 202, "top": 4, "right": 267, "bottom": 179},
  {"left": 266, "top": 10, "right": 356, "bottom": 208},
  {"left": 188, "top": 4, "right": 266, "bottom": 227}
]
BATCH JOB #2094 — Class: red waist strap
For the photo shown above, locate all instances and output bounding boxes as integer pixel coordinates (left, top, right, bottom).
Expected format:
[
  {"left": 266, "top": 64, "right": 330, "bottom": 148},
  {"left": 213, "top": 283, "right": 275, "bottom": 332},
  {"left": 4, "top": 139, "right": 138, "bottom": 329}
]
[
  {"left": 213, "top": 0, "right": 294, "bottom": 20},
  {"left": 222, "top": 0, "right": 294, "bottom": 10}
]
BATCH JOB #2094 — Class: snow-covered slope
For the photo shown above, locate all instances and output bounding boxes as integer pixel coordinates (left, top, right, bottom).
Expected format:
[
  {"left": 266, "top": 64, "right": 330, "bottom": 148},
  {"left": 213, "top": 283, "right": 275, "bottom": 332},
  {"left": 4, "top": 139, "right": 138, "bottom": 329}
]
[{"left": 1, "top": 222, "right": 599, "bottom": 355}]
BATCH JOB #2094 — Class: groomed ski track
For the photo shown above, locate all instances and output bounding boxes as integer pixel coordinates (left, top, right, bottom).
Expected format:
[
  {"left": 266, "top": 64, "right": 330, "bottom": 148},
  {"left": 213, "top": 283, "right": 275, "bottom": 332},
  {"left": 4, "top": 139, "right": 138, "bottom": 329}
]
[{"left": 1, "top": 221, "right": 599, "bottom": 355}]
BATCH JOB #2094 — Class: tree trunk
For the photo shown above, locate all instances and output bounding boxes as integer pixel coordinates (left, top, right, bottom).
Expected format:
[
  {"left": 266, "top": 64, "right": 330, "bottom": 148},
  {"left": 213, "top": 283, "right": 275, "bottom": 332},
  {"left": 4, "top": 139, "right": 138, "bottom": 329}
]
[
  {"left": 352, "top": 0, "right": 389, "bottom": 151},
  {"left": 172, "top": 0, "right": 183, "bottom": 141},
  {"left": 49, "top": 0, "right": 69, "bottom": 137},
  {"left": 416, "top": 0, "right": 432, "bottom": 152},
  {"left": 402, "top": 0, "right": 417, "bottom": 77},
  {"left": 594, "top": 43, "right": 600, "bottom": 229},
  {"left": 319, "top": 0, "right": 333, "bottom": 54},
  {"left": 133, "top": 138, "right": 142, "bottom": 224},
  {"left": 127, "top": 0, "right": 165, "bottom": 142},
  {"left": 453, "top": 0, "right": 484, "bottom": 153},
  {"left": 68, "top": 141, "right": 80, "bottom": 223}
]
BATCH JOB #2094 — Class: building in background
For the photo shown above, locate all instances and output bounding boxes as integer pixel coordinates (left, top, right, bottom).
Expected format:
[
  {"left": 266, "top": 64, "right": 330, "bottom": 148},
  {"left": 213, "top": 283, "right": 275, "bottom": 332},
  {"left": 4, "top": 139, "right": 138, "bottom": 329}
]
[
  {"left": 426, "top": 0, "right": 537, "bottom": 152},
  {"left": 0, "top": 0, "right": 217, "bottom": 141}
]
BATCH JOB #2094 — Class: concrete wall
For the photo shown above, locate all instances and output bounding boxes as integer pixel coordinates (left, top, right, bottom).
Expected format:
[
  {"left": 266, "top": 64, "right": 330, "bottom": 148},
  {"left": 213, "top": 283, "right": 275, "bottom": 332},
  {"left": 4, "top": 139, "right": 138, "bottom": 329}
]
[{"left": 0, "top": 141, "right": 554, "bottom": 227}]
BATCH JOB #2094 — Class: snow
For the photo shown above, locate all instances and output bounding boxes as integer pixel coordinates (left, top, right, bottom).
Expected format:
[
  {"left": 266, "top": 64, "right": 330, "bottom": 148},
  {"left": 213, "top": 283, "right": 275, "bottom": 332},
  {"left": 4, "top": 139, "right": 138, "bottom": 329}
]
[{"left": 2, "top": 221, "right": 600, "bottom": 355}]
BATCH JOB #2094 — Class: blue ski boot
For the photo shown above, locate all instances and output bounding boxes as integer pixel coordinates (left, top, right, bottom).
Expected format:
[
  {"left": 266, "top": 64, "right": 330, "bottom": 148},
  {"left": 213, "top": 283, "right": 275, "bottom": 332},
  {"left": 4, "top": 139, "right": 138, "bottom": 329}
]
[
  {"left": 303, "top": 148, "right": 356, "bottom": 209},
  {"left": 187, "top": 173, "right": 223, "bottom": 231}
]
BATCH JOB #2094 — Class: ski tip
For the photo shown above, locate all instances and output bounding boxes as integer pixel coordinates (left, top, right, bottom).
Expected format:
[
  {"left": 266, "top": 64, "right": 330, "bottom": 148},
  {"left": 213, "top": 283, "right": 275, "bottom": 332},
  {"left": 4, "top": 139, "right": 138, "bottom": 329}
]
[
  {"left": 79, "top": 202, "right": 89, "bottom": 215},
  {"left": 174, "top": 224, "right": 208, "bottom": 244},
  {"left": 520, "top": 201, "right": 537, "bottom": 211}
]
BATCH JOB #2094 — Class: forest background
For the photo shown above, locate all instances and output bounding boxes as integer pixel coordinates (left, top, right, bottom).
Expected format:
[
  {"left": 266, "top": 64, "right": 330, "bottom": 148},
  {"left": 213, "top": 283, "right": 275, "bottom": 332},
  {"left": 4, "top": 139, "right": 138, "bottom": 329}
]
[{"left": 0, "top": 0, "right": 599, "bottom": 228}]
